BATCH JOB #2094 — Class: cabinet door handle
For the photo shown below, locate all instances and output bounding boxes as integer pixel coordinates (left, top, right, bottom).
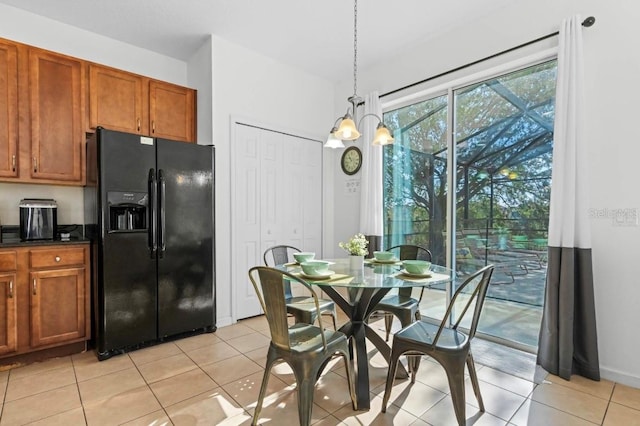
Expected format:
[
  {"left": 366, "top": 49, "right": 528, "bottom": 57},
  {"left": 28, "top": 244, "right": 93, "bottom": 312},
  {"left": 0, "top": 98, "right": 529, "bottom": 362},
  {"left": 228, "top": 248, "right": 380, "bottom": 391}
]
[
  {"left": 152, "top": 120, "right": 155, "bottom": 133},
  {"left": 137, "top": 118, "right": 141, "bottom": 132},
  {"left": 11, "top": 155, "right": 16, "bottom": 172},
  {"left": 55, "top": 256, "right": 61, "bottom": 262},
  {"left": 33, "top": 279, "right": 37, "bottom": 295},
  {"left": 8, "top": 281, "right": 13, "bottom": 298},
  {"left": 33, "top": 157, "right": 38, "bottom": 172}
]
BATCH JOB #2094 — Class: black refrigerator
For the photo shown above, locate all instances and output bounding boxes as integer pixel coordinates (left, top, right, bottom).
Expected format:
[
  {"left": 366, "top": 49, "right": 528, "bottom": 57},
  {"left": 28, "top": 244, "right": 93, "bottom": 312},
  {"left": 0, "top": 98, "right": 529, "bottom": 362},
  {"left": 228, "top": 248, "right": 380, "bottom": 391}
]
[{"left": 85, "top": 128, "right": 215, "bottom": 360}]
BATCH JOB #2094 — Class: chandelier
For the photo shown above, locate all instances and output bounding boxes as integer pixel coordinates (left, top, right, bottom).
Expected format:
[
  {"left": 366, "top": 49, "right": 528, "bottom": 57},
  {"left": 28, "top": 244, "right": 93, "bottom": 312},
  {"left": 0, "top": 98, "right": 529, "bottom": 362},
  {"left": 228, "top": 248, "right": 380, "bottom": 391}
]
[{"left": 324, "top": 0, "right": 394, "bottom": 149}]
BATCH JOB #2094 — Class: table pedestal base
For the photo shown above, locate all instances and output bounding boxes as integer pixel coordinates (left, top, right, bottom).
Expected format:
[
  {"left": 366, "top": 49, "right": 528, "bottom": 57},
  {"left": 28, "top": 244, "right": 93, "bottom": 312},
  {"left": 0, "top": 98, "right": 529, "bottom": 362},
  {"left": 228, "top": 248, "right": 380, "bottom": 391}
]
[{"left": 322, "top": 286, "right": 409, "bottom": 410}]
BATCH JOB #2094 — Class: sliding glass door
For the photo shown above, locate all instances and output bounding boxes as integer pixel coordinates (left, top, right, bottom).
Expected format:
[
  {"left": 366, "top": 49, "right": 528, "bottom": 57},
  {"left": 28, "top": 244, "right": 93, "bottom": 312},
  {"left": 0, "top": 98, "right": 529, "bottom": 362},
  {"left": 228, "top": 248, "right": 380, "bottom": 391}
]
[{"left": 383, "top": 60, "right": 557, "bottom": 349}]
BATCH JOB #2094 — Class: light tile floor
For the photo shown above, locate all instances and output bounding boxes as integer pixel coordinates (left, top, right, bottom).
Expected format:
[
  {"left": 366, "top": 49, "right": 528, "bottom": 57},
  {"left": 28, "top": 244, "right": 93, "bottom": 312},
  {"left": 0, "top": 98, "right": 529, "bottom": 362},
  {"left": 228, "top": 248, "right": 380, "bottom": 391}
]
[{"left": 0, "top": 315, "right": 638, "bottom": 425}]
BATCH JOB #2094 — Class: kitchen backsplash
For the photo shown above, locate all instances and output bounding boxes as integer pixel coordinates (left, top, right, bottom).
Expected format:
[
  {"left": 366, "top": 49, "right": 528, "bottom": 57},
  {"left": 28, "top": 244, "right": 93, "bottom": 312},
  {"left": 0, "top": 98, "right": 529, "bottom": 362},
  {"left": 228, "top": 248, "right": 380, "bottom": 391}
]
[{"left": 0, "top": 183, "right": 84, "bottom": 225}]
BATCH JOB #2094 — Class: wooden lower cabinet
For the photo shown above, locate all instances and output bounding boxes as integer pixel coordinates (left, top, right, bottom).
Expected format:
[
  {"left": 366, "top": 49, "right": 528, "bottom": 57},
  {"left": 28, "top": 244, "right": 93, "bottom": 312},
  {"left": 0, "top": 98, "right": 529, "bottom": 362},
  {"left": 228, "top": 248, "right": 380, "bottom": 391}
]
[
  {"left": 30, "top": 267, "right": 86, "bottom": 347},
  {"left": 0, "top": 244, "right": 90, "bottom": 363},
  {"left": 0, "top": 272, "right": 18, "bottom": 356}
]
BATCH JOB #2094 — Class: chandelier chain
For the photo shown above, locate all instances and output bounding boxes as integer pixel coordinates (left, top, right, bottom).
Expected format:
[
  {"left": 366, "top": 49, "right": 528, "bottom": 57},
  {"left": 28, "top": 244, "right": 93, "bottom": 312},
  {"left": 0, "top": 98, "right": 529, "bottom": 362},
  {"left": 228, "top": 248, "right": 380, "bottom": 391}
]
[{"left": 353, "top": 0, "right": 358, "bottom": 97}]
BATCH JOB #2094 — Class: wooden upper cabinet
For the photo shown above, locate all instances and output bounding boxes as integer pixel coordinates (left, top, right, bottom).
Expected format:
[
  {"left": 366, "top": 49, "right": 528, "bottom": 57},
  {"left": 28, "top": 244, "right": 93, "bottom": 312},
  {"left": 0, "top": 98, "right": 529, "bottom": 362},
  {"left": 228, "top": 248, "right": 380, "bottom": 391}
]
[
  {"left": 0, "top": 37, "right": 196, "bottom": 187},
  {"left": 0, "top": 40, "right": 19, "bottom": 178},
  {"left": 90, "top": 65, "right": 196, "bottom": 142},
  {"left": 89, "top": 64, "right": 146, "bottom": 135},
  {"left": 28, "top": 48, "right": 85, "bottom": 183},
  {"left": 150, "top": 80, "right": 196, "bottom": 142}
]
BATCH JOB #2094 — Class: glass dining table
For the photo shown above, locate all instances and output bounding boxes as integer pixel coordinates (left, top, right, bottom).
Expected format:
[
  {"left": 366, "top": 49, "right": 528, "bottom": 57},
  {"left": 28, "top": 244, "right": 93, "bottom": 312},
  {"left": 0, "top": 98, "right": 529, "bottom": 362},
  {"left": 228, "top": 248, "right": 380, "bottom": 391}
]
[{"left": 281, "top": 258, "right": 453, "bottom": 410}]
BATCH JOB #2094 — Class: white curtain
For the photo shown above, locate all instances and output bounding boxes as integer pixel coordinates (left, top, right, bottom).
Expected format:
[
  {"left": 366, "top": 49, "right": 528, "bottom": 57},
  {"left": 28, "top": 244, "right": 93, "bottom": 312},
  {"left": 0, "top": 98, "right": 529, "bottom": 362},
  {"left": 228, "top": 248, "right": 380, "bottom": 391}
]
[
  {"left": 537, "top": 15, "right": 600, "bottom": 381},
  {"left": 359, "top": 92, "right": 384, "bottom": 253}
]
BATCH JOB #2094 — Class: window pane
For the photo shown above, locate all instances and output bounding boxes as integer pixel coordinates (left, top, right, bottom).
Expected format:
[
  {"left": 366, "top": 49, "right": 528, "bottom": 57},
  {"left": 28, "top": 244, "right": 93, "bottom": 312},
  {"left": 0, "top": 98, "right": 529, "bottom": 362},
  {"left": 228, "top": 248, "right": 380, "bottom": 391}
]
[
  {"left": 454, "top": 60, "right": 556, "bottom": 347},
  {"left": 383, "top": 94, "right": 448, "bottom": 265},
  {"left": 383, "top": 59, "right": 557, "bottom": 349}
]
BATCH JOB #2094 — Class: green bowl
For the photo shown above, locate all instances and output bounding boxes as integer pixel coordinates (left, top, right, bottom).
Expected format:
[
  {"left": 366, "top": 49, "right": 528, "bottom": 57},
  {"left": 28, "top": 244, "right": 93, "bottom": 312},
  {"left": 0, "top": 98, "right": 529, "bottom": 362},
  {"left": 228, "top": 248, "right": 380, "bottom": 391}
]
[
  {"left": 300, "top": 260, "right": 330, "bottom": 275},
  {"left": 293, "top": 252, "right": 315, "bottom": 263},
  {"left": 403, "top": 260, "right": 431, "bottom": 275},
  {"left": 373, "top": 251, "right": 394, "bottom": 261}
]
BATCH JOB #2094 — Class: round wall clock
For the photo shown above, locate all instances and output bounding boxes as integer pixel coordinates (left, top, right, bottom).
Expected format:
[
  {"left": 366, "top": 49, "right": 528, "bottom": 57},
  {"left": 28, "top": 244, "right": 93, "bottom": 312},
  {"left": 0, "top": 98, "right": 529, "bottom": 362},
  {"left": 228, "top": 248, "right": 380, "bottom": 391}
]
[{"left": 341, "top": 146, "right": 362, "bottom": 175}]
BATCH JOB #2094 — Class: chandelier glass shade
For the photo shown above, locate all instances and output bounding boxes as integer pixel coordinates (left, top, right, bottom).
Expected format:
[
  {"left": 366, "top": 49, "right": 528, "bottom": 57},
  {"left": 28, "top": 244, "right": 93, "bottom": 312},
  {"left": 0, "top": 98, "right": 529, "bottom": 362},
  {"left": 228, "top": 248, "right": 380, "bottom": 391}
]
[
  {"left": 334, "top": 112, "right": 361, "bottom": 141},
  {"left": 324, "top": 126, "right": 345, "bottom": 149},
  {"left": 372, "top": 122, "right": 395, "bottom": 146}
]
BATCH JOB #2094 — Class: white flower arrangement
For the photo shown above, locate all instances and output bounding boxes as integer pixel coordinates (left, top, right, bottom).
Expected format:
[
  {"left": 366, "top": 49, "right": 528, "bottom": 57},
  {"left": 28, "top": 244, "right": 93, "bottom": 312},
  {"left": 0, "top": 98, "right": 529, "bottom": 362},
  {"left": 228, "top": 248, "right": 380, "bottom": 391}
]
[{"left": 339, "top": 233, "right": 369, "bottom": 256}]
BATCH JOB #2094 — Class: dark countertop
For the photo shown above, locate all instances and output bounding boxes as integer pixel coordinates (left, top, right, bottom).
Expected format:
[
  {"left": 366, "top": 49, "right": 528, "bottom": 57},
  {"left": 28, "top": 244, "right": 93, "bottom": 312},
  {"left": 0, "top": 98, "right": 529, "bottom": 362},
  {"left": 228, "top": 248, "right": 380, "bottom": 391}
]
[
  {"left": 0, "top": 237, "right": 90, "bottom": 248},
  {"left": 0, "top": 224, "right": 90, "bottom": 248}
]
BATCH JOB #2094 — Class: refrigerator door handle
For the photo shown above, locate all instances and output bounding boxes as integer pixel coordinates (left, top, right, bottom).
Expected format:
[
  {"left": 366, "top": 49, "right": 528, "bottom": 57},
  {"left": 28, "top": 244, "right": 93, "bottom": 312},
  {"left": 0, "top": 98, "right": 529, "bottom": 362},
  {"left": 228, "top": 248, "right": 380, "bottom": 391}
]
[
  {"left": 159, "top": 169, "right": 166, "bottom": 258},
  {"left": 148, "top": 168, "right": 158, "bottom": 257}
]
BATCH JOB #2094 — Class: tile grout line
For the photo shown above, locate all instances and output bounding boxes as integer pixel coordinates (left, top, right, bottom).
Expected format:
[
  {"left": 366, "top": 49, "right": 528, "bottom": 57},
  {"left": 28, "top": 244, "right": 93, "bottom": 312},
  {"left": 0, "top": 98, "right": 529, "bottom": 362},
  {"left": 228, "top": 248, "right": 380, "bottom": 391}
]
[
  {"left": 176, "top": 340, "right": 266, "bottom": 421},
  {"left": 125, "top": 352, "right": 175, "bottom": 425},
  {"left": 598, "top": 382, "right": 616, "bottom": 426},
  {"left": 505, "top": 392, "right": 531, "bottom": 425},
  {"left": 0, "top": 357, "right": 81, "bottom": 424},
  {"left": 0, "top": 371, "right": 8, "bottom": 422},
  {"left": 523, "top": 390, "right": 607, "bottom": 425},
  {"left": 127, "top": 335, "right": 264, "bottom": 421},
  {"left": 70, "top": 354, "right": 89, "bottom": 426}
]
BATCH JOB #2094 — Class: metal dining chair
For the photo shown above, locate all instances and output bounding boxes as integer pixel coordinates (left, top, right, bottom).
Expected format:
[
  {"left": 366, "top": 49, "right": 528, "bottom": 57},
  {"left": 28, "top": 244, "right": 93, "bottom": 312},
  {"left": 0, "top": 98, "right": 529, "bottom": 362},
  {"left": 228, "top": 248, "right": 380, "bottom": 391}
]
[
  {"left": 248, "top": 266, "right": 357, "bottom": 426},
  {"left": 381, "top": 264, "right": 495, "bottom": 426},
  {"left": 264, "top": 245, "right": 337, "bottom": 330},
  {"left": 370, "top": 244, "right": 433, "bottom": 342}
]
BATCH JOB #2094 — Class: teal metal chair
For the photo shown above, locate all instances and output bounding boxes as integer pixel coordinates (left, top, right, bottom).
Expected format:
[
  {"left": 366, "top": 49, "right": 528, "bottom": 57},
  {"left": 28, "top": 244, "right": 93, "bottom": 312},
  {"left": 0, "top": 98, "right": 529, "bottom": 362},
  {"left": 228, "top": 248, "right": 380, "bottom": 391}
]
[
  {"left": 263, "top": 245, "right": 337, "bottom": 330},
  {"left": 371, "top": 244, "right": 433, "bottom": 342},
  {"left": 248, "top": 266, "right": 357, "bottom": 426},
  {"left": 381, "top": 264, "right": 495, "bottom": 426}
]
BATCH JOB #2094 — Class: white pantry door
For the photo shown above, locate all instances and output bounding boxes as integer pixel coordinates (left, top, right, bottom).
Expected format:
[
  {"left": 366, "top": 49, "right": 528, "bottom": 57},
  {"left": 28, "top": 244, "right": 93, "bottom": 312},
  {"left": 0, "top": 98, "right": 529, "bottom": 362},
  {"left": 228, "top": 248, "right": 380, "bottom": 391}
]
[
  {"left": 233, "top": 124, "right": 262, "bottom": 319},
  {"left": 232, "top": 122, "right": 322, "bottom": 320}
]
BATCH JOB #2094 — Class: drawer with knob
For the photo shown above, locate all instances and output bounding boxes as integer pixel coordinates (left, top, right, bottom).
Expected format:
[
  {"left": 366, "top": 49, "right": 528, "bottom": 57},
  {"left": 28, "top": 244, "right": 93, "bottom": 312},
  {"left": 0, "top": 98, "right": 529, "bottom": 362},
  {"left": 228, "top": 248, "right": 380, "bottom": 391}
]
[{"left": 29, "top": 247, "right": 86, "bottom": 269}]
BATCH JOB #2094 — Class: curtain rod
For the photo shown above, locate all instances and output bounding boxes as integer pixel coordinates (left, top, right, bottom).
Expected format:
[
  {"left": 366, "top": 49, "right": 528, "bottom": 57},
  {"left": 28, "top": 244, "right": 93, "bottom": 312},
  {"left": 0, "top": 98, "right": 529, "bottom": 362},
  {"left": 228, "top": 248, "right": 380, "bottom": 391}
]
[{"left": 379, "top": 16, "right": 596, "bottom": 100}]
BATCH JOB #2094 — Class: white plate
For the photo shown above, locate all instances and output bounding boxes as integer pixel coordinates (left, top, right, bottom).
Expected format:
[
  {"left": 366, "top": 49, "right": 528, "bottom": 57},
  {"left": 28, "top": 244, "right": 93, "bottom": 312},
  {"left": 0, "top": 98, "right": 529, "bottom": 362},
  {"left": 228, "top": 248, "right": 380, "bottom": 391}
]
[
  {"left": 399, "top": 269, "right": 432, "bottom": 278},
  {"left": 300, "top": 270, "right": 335, "bottom": 280},
  {"left": 372, "top": 258, "right": 399, "bottom": 264}
]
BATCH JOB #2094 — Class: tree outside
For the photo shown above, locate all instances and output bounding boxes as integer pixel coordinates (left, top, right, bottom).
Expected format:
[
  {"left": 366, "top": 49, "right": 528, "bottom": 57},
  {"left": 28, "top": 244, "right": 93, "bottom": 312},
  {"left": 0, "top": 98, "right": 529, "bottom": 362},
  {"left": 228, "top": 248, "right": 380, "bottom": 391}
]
[{"left": 383, "top": 60, "right": 557, "bottom": 273}]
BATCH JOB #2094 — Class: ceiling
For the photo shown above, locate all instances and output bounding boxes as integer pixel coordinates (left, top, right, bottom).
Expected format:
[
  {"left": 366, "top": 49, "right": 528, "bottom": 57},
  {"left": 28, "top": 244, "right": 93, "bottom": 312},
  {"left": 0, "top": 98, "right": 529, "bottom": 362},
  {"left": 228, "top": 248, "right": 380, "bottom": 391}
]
[{"left": 0, "top": 0, "right": 513, "bottom": 83}]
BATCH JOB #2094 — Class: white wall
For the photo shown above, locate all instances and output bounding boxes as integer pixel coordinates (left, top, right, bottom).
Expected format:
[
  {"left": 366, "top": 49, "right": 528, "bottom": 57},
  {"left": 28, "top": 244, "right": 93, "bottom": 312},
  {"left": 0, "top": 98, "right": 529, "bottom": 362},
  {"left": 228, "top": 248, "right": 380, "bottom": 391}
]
[
  {"left": 340, "top": 0, "right": 640, "bottom": 387},
  {"left": 187, "top": 36, "right": 213, "bottom": 146},
  {"left": 209, "top": 35, "right": 335, "bottom": 326},
  {"left": 0, "top": 3, "right": 191, "bottom": 226}
]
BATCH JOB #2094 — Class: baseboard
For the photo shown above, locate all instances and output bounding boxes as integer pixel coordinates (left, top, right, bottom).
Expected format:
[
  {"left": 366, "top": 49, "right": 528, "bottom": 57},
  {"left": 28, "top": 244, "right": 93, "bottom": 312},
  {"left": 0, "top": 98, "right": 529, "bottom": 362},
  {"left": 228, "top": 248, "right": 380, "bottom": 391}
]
[
  {"left": 216, "top": 315, "right": 235, "bottom": 328},
  {"left": 600, "top": 366, "right": 640, "bottom": 389}
]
